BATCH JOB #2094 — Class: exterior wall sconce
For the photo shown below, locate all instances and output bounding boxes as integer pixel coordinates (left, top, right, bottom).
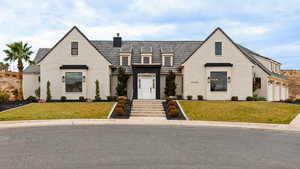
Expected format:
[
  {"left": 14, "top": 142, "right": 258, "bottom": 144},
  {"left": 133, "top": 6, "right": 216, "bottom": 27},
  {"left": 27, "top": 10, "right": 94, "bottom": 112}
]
[
  {"left": 228, "top": 76, "right": 231, "bottom": 83},
  {"left": 62, "top": 76, "right": 65, "bottom": 83},
  {"left": 208, "top": 77, "right": 210, "bottom": 83},
  {"left": 83, "top": 75, "right": 86, "bottom": 82}
]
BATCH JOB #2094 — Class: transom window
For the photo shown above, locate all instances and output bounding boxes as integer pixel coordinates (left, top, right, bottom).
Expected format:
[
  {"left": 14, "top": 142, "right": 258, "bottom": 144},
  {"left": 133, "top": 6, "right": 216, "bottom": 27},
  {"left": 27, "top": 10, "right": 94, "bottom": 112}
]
[
  {"left": 120, "top": 55, "right": 129, "bottom": 66},
  {"left": 215, "top": 42, "right": 222, "bottom": 56},
  {"left": 210, "top": 72, "right": 227, "bottom": 91},
  {"left": 65, "top": 72, "right": 82, "bottom": 92},
  {"left": 71, "top": 42, "right": 78, "bottom": 55}
]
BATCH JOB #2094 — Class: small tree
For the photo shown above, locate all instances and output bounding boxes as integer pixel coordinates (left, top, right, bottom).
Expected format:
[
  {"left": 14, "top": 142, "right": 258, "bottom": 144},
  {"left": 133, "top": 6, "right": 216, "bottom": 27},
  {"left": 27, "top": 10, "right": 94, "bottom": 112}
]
[
  {"left": 116, "top": 66, "right": 129, "bottom": 96},
  {"left": 46, "top": 81, "right": 51, "bottom": 102},
  {"left": 95, "top": 80, "right": 101, "bottom": 100},
  {"left": 35, "top": 87, "right": 40, "bottom": 98},
  {"left": 165, "top": 70, "right": 176, "bottom": 97}
]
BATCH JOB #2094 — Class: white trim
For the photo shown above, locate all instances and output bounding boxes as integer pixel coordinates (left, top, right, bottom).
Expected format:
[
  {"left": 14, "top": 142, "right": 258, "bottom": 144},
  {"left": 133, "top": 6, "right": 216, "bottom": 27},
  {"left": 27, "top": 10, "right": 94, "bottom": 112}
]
[
  {"left": 141, "top": 55, "right": 152, "bottom": 64},
  {"left": 120, "top": 54, "right": 131, "bottom": 66},
  {"left": 108, "top": 102, "right": 117, "bottom": 119},
  {"left": 162, "top": 54, "right": 173, "bottom": 66},
  {"left": 176, "top": 100, "right": 189, "bottom": 120}
]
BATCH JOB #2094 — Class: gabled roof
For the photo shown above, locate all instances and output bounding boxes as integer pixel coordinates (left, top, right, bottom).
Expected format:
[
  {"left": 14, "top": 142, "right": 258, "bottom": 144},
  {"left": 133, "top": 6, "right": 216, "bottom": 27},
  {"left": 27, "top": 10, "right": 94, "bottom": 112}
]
[{"left": 35, "top": 26, "right": 112, "bottom": 65}]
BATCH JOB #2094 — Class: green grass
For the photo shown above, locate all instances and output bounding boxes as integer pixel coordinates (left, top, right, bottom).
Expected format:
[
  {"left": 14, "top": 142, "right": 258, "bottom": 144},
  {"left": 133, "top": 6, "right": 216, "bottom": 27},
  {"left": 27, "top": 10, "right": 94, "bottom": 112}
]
[
  {"left": 0, "top": 102, "right": 115, "bottom": 121},
  {"left": 179, "top": 101, "right": 300, "bottom": 124}
]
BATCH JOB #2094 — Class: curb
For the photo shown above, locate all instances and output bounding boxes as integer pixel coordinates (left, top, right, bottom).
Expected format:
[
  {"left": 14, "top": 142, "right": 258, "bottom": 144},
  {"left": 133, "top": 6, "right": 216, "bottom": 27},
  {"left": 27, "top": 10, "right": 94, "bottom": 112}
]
[{"left": 0, "top": 119, "right": 299, "bottom": 132}]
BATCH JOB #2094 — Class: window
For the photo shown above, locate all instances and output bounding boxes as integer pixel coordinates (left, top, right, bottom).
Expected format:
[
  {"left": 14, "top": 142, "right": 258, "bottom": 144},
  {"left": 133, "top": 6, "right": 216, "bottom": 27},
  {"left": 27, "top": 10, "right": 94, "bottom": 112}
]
[
  {"left": 120, "top": 56, "right": 129, "bottom": 66},
  {"left": 253, "top": 77, "right": 261, "bottom": 89},
  {"left": 65, "top": 72, "right": 82, "bottom": 92},
  {"left": 210, "top": 72, "right": 227, "bottom": 91},
  {"left": 163, "top": 55, "right": 173, "bottom": 67},
  {"left": 71, "top": 42, "right": 78, "bottom": 55},
  {"left": 142, "top": 56, "right": 151, "bottom": 64},
  {"left": 215, "top": 42, "right": 222, "bottom": 56}
]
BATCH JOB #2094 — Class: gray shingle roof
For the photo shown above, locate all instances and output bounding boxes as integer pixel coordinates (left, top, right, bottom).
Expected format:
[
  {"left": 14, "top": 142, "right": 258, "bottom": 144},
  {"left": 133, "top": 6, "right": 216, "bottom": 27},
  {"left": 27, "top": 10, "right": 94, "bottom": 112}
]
[{"left": 23, "top": 40, "right": 286, "bottom": 79}]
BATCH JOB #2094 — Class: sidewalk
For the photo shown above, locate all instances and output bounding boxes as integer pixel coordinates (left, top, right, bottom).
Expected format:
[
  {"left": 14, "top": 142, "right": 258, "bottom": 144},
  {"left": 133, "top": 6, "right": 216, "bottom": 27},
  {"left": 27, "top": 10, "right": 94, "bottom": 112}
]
[{"left": 0, "top": 117, "right": 300, "bottom": 132}]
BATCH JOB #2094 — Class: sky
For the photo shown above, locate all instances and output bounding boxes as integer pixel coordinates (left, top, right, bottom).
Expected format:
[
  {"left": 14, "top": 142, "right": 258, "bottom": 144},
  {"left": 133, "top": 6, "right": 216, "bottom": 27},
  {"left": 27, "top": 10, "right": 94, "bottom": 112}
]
[{"left": 0, "top": 0, "right": 300, "bottom": 70}]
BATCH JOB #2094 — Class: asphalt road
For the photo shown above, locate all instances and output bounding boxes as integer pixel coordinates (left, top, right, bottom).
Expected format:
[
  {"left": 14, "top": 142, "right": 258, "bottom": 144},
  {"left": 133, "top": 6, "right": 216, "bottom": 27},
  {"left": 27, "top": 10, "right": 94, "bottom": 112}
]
[{"left": 0, "top": 125, "right": 299, "bottom": 169}]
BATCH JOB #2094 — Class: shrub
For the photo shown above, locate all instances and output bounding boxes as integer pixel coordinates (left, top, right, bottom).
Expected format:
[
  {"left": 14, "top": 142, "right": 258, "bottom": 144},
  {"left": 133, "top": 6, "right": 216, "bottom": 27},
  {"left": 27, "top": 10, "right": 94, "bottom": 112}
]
[
  {"left": 176, "top": 95, "right": 183, "bottom": 100},
  {"left": 0, "top": 91, "right": 9, "bottom": 104},
  {"left": 168, "top": 105, "right": 177, "bottom": 112},
  {"left": 170, "top": 108, "right": 179, "bottom": 117},
  {"left": 167, "top": 100, "right": 176, "bottom": 107},
  {"left": 117, "top": 102, "right": 125, "bottom": 108},
  {"left": 115, "top": 106, "right": 124, "bottom": 116},
  {"left": 231, "top": 96, "right": 238, "bottom": 101},
  {"left": 26, "top": 96, "right": 37, "bottom": 102},
  {"left": 285, "top": 98, "right": 294, "bottom": 103},
  {"left": 165, "top": 70, "right": 176, "bottom": 97},
  {"left": 107, "top": 96, "right": 117, "bottom": 101},
  {"left": 116, "top": 66, "right": 130, "bottom": 96},
  {"left": 197, "top": 95, "right": 203, "bottom": 100},
  {"left": 35, "top": 87, "right": 40, "bottom": 98},
  {"left": 46, "top": 81, "right": 51, "bottom": 102},
  {"left": 166, "top": 97, "right": 172, "bottom": 104},
  {"left": 187, "top": 95, "right": 192, "bottom": 100},
  {"left": 60, "top": 96, "right": 67, "bottom": 102},
  {"left": 79, "top": 96, "right": 86, "bottom": 102},
  {"left": 257, "top": 97, "right": 267, "bottom": 101},
  {"left": 246, "top": 96, "right": 254, "bottom": 101},
  {"left": 95, "top": 80, "right": 101, "bottom": 101},
  {"left": 118, "top": 99, "right": 126, "bottom": 104}
]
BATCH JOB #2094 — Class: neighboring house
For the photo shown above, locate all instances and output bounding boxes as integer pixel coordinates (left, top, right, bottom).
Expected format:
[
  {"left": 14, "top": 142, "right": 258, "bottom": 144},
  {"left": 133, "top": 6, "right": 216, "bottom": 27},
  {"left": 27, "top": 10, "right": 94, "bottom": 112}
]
[
  {"left": 281, "top": 70, "right": 300, "bottom": 99},
  {"left": 23, "top": 26, "right": 288, "bottom": 101}
]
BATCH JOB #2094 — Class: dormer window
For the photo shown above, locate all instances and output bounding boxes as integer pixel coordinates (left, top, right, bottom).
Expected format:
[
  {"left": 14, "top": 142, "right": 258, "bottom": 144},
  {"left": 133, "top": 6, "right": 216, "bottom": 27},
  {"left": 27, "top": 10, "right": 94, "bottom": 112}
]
[
  {"left": 215, "top": 42, "right": 222, "bottom": 56},
  {"left": 162, "top": 54, "right": 173, "bottom": 67},
  {"left": 120, "top": 55, "right": 131, "bottom": 66},
  {"left": 71, "top": 42, "right": 78, "bottom": 55},
  {"left": 142, "top": 55, "right": 152, "bottom": 64}
]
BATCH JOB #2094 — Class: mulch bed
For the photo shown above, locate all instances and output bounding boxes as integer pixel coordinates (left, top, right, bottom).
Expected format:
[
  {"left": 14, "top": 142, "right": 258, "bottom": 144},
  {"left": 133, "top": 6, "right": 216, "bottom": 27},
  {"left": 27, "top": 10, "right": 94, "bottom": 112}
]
[
  {"left": 0, "top": 101, "right": 32, "bottom": 112},
  {"left": 110, "top": 100, "right": 132, "bottom": 119},
  {"left": 162, "top": 101, "right": 186, "bottom": 120}
]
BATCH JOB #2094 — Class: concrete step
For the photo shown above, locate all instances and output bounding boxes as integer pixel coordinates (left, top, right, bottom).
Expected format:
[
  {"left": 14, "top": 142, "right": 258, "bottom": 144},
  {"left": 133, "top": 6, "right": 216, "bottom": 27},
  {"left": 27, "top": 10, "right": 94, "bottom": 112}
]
[
  {"left": 129, "top": 116, "right": 167, "bottom": 120},
  {"left": 132, "top": 108, "right": 164, "bottom": 111},
  {"left": 130, "top": 113, "right": 165, "bottom": 117},
  {"left": 131, "top": 110, "right": 165, "bottom": 114},
  {"left": 133, "top": 103, "right": 162, "bottom": 106}
]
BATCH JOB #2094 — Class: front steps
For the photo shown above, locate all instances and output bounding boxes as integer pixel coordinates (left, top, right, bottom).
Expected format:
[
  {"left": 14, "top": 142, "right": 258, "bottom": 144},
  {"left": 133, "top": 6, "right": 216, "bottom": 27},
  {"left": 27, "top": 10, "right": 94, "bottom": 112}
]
[{"left": 130, "top": 100, "right": 166, "bottom": 120}]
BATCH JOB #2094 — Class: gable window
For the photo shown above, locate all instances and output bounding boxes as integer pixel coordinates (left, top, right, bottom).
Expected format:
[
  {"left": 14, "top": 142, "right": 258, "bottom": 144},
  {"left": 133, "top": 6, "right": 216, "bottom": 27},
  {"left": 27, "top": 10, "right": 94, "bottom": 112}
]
[
  {"left": 120, "top": 55, "right": 130, "bottom": 66},
  {"left": 210, "top": 72, "right": 227, "bottom": 91},
  {"left": 71, "top": 42, "right": 78, "bottom": 55},
  {"left": 142, "top": 55, "right": 152, "bottom": 64},
  {"left": 65, "top": 72, "right": 82, "bottom": 92},
  {"left": 163, "top": 55, "right": 173, "bottom": 67},
  {"left": 215, "top": 42, "right": 222, "bottom": 56}
]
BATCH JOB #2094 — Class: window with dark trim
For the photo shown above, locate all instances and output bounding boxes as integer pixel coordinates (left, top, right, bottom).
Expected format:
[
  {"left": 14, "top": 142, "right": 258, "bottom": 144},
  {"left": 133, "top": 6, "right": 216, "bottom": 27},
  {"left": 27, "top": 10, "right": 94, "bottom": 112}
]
[
  {"left": 215, "top": 42, "right": 222, "bottom": 56},
  {"left": 71, "top": 42, "right": 78, "bottom": 55},
  {"left": 253, "top": 77, "right": 261, "bottom": 90},
  {"left": 210, "top": 72, "right": 227, "bottom": 91},
  {"left": 143, "top": 56, "right": 150, "bottom": 64},
  {"left": 65, "top": 72, "right": 82, "bottom": 92}
]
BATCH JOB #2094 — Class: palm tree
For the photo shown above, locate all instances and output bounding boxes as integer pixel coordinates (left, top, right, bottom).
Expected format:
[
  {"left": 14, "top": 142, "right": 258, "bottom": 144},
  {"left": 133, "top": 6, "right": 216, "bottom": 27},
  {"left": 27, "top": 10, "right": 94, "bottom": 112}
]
[
  {"left": 3, "top": 42, "right": 34, "bottom": 100},
  {"left": 0, "top": 62, "right": 10, "bottom": 71}
]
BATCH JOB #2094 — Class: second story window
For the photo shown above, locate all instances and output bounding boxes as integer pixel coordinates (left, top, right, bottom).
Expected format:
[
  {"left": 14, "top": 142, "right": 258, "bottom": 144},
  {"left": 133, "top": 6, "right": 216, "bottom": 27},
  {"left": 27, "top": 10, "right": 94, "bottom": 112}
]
[
  {"left": 142, "top": 55, "right": 152, "bottom": 64},
  {"left": 163, "top": 55, "right": 173, "bottom": 67},
  {"left": 120, "top": 55, "right": 130, "bottom": 66},
  {"left": 71, "top": 42, "right": 78, "bottom": 55},
  {"left": 215, "top": 42, "right": 222, "bottom": 56}
]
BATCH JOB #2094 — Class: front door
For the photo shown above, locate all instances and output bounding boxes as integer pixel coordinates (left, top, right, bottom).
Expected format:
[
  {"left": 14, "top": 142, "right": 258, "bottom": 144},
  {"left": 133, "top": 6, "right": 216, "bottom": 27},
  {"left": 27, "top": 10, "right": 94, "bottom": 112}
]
[{"left": 138, "top": 73, "right": 156, "bottom": 99}]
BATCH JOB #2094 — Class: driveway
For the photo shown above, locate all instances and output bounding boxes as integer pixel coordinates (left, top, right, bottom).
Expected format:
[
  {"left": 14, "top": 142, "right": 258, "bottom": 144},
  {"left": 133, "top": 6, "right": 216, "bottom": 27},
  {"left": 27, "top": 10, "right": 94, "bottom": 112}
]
[{"left": 0, "top": 125, "right": 299, "bottom": 169}]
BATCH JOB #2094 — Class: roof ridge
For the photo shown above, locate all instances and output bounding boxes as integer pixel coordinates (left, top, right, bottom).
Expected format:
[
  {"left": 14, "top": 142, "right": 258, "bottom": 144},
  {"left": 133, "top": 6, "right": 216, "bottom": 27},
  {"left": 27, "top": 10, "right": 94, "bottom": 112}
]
[{"left": 91, "top": 40, "right": 203, "bottom": 42}]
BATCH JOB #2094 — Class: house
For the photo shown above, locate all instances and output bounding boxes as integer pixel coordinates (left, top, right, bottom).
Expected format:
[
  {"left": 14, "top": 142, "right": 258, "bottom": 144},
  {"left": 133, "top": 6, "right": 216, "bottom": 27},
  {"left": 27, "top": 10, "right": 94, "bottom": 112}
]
[
  {"left": 281, "top": 70, "right": 300, "bottom": 99},
  {"left": 23, "top": 26, "right": 288, "bottom": 101}
]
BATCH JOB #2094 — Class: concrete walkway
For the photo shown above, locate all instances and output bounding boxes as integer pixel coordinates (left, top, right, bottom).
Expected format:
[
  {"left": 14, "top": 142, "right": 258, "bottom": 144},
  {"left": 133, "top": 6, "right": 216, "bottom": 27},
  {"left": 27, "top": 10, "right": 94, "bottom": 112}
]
[{"left": 0, "top": 116, "right": 300, "bottom": 132}]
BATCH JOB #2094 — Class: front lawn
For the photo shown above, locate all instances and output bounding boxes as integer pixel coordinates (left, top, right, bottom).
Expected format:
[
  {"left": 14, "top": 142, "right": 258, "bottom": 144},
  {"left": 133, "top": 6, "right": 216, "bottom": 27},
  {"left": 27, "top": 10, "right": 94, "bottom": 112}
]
[
  {"left": 0, "top": 102, "right": 115, "bottom": 121},
  {"left": 179, "top": 101, "right": 300, "bottom": 124}
]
